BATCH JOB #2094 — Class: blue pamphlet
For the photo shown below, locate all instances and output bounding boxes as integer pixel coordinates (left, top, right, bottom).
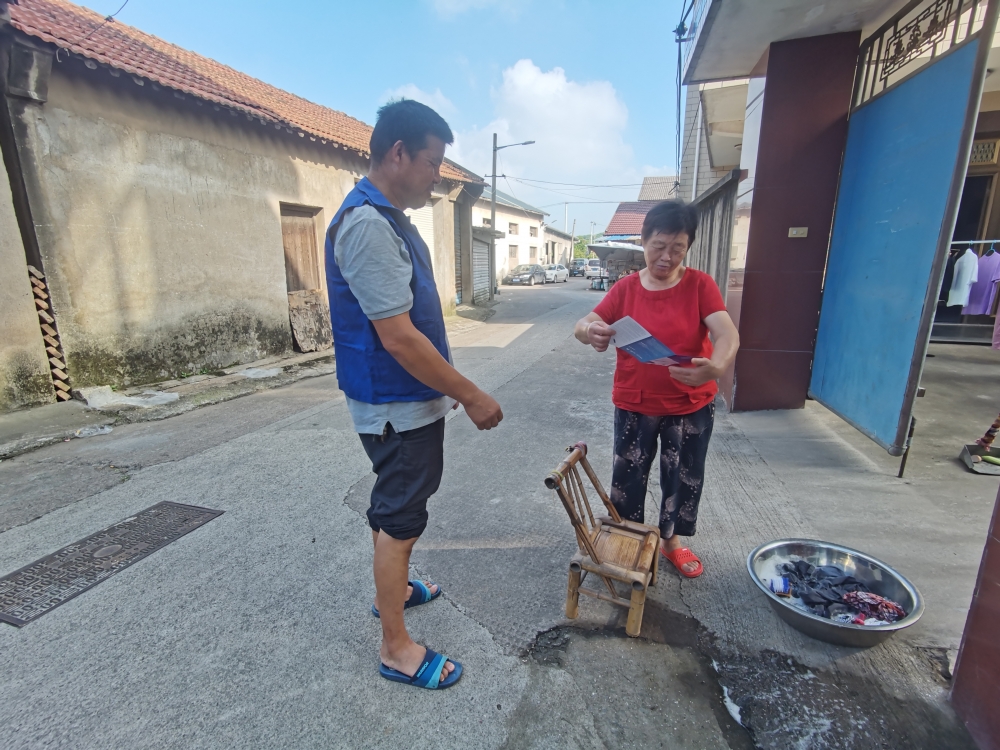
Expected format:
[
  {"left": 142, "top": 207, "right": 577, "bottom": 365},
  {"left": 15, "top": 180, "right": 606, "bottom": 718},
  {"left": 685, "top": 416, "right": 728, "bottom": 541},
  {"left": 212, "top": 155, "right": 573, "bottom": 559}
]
[{"left": 609, "top": 316, "right": 694, "bottom": 367}]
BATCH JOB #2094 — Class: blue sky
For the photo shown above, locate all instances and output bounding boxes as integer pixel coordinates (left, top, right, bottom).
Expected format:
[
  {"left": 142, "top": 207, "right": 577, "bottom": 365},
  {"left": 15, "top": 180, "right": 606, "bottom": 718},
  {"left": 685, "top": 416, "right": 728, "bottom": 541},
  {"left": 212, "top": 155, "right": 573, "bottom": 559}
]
[{"left": 83, "top": 0, "right": 684, "bottom": 233}]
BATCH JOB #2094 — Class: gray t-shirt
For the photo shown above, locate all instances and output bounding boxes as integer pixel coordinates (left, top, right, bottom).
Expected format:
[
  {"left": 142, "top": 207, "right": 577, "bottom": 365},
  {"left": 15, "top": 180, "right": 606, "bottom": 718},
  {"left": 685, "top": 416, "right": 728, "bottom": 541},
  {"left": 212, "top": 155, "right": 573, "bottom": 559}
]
[{"left": 334, "top": 205, "right": 452, "bottom": 434}]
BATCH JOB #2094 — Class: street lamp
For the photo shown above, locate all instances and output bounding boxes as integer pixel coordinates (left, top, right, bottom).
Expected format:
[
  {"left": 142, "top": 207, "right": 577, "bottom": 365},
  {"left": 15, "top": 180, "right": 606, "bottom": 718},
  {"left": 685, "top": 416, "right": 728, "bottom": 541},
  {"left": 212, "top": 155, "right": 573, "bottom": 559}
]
[{"left": 490, "top": 133, "right": 535, "bottom": 301}]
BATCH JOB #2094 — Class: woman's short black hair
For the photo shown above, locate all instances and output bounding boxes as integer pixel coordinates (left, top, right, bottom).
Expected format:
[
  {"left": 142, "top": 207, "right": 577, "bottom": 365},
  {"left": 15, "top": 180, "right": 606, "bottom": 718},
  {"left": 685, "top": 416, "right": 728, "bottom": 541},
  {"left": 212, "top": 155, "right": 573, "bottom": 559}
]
[
  {"left": 641, "top": 200, "right": 698, "bottom": 244},
  {"left": 370, "top": 99, "right": 454, "bottom": 164}
]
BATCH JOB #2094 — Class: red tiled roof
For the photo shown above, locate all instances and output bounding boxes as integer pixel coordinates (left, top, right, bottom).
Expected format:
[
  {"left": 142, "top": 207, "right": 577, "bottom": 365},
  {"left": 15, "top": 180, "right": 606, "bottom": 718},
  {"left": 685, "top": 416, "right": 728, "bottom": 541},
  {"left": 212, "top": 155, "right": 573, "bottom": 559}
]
[
  {"left": 604, "top": 201, "right": 660, "bottom": 236},
  {"left": 6, "top": 0, "right": 483, "bottom": 183}
]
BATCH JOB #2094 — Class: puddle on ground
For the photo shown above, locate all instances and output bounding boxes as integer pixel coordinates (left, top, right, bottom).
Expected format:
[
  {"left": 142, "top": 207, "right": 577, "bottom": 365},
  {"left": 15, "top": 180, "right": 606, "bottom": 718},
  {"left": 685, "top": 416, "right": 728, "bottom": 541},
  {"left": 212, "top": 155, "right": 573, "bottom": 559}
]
[
  {"left": 516, "top": 599, "right": 973, "bottom": 750},
  {"left": 518, "top": 601, "right": 754, "bottom": 750}
]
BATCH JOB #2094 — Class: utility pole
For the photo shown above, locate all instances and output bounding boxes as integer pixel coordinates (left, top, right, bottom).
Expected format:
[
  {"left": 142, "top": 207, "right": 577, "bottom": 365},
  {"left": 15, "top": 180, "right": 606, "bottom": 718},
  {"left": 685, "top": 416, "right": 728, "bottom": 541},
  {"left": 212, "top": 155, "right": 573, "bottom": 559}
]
[
  {"left": 490, "top": 133, "right": 535, "bottom": 302},
  {"left": 490, "top": 133, "right": 497, "bottom": 302},
  {"left": 590, "top": 221, "right": 596, "bottom": 245},
  {"left": 570, "top": 218, "right": 576, "bottom": 260},
  {"left": 564, "top": 203, "right": 569, "bottom": 233}
]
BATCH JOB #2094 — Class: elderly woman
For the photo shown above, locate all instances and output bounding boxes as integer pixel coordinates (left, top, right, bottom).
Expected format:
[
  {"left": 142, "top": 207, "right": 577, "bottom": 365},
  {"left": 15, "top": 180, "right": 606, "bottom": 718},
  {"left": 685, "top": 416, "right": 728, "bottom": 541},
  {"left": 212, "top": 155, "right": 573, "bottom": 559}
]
[{"left": 573, "top": 200, "right": 739, "bottom": 578}]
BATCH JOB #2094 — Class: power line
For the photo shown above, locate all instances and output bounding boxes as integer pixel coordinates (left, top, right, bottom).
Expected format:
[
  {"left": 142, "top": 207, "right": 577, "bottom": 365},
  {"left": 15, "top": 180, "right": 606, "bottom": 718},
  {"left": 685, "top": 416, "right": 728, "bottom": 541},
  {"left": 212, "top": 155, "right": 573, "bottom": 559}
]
[
  {"left": 507, "top": 176, "right": 646, "bottom": 188},
  {"left": 538, "top": 200, "right": 625, "bottom": 207},
  {"left": 56, "top": 0, "right": 131, "bottom": 62},
  {"left": 516, "top": 183, "right": 636, "bottom": 202}
]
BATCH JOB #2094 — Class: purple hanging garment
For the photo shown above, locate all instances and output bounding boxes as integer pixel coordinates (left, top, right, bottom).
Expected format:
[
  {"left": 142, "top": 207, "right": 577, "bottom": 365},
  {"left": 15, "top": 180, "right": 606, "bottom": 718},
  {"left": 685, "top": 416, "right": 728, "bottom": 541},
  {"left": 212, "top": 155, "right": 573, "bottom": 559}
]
[{"left": 963, "top": 251, "right": 1000, "bottom": 315}]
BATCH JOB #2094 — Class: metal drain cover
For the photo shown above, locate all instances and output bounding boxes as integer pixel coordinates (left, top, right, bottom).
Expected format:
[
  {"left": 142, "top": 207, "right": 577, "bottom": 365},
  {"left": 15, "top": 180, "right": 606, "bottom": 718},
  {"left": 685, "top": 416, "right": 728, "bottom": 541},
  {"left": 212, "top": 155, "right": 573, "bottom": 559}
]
[{"left": 0, "top": 501, "right": 223, "bottom": 627}]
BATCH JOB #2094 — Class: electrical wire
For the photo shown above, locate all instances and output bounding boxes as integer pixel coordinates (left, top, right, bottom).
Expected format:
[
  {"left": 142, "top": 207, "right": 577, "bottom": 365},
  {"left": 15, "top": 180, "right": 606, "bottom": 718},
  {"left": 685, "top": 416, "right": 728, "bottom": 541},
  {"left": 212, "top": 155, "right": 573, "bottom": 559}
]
[
  {"left": 56, "top": 0, "right": 130, "bottom": 62},
  {"left": 513, "top": 182, "right": 636, "bottom": 203},
  {"left": 538, "top": 200, "right": 626, "bottom": 207},
  {"left": 497, "top": 153, "right": 520, "bottom": 202},
  {"left": 507, "top": 176, "right": 646, "bottom": 189}
]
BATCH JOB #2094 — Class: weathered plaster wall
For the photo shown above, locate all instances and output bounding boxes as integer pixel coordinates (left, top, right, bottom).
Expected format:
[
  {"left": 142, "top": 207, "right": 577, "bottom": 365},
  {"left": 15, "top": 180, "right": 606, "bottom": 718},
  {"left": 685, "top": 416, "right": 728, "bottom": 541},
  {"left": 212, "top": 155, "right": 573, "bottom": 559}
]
[
  {"left": 431, "top": 185, "right": 461, "bottom": 316},
  {"left": 0, "top": 160, "right": 52, "bottom": 411},
  {"left": 10, "top": 59, "right": 366, "bottom": 388}
]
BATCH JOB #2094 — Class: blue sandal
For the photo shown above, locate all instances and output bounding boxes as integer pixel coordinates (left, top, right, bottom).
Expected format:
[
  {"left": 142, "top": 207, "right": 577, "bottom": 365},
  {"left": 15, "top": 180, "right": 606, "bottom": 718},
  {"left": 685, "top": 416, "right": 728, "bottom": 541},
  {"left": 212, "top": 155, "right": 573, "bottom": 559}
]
[
  {"left": 379, "top": 648, "right": 462, "bottom": 690},
  {"left": 371, "top": 580, "right": 441, "bottom": 618}
]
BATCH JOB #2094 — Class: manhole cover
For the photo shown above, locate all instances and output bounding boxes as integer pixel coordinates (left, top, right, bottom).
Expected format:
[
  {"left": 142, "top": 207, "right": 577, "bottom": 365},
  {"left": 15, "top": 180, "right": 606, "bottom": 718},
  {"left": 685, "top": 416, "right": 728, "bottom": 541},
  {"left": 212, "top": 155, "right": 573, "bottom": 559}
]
[{"left": 0, "top": 501, "right": 223, "bottom": 627}]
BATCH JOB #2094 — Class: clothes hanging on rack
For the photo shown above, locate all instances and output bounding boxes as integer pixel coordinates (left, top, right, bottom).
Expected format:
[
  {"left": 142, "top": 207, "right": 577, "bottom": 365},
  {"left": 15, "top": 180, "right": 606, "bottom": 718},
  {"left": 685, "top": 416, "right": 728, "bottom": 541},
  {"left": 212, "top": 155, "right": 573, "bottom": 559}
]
[
  {"left": 963, "top": 249, "right": 1000, "bottom": 315},
  {"left": 940, "top": 251, "right": 960, "bottom": 302},
  {"left": 948, "top": 248, "right": 979, "bottom": 307}
]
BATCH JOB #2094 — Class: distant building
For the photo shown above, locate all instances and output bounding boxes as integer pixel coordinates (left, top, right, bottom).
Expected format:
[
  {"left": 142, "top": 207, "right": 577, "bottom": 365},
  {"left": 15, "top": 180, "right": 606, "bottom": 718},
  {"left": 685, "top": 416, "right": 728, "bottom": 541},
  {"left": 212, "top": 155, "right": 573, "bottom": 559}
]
[
  {"left": 603, "top": 201, "right": 660, "bottom": 243},
  {"left": 472, "top": 188, "right": 548, "bottom": 282},
  {"left": 542, "top": 225, "right": 573, "bottom": 266},
  {"left": 637, "top": 176, "right": 678, "bottom": 201},
  {"left": 601, "top": 176, "right": 677, "bottom": 243}
]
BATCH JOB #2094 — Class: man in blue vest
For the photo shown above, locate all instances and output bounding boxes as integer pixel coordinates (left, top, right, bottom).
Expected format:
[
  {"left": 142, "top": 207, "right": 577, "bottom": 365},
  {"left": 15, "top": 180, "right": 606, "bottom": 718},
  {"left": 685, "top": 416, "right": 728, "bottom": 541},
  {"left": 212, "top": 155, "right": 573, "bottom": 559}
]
[{"left": 326, "top": 100, "right": 502, "bottom": 690}]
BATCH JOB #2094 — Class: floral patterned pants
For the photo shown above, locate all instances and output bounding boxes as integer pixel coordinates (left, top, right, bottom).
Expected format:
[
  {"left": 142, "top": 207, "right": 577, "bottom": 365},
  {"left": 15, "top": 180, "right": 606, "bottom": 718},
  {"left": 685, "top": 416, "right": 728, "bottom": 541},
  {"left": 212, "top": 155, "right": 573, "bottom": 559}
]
[{"left": 609, "top": 402, "right": 715, "bottom": 539}]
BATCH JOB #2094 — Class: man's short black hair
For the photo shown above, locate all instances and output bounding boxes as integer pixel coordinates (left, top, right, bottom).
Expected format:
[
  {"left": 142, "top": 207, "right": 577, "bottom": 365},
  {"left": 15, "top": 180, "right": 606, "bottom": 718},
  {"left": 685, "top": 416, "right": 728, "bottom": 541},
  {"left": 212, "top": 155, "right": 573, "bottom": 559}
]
[
  {"left": 370, "top": 99, "right": 454, "bottom": 164},
  {"left": 641, "top": 200, "right": 698, "bottom": 244}
]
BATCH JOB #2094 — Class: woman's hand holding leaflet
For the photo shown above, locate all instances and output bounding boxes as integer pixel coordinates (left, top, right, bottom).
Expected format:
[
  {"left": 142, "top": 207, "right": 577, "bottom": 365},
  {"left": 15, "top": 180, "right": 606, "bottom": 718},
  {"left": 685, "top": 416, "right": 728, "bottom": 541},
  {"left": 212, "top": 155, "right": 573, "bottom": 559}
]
[
  {"left": 586, "top": 320, "right": 616, "bottom": 352},
  {"left": 668, "top": 357, "right": 719, "bottom": 387}
]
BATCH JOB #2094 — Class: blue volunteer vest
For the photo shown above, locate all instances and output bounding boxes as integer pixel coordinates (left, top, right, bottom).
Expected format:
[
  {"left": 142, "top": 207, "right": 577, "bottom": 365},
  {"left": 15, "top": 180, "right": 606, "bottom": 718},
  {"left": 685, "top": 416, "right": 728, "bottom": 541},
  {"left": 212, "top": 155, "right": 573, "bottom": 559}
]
[{"left": 325, "top": 177, "right": 448, "bottom": 404}]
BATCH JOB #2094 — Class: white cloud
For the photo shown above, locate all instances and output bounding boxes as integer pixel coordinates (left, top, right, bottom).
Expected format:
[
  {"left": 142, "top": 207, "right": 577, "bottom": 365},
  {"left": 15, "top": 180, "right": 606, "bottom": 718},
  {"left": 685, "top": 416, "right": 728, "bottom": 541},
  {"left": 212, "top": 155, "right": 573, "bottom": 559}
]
[
  {"left": 451, "top": 60, "right": 663, "bottom": 232},
  {"left": 381, "top": 84, "right": 457, "bottom": 118}
]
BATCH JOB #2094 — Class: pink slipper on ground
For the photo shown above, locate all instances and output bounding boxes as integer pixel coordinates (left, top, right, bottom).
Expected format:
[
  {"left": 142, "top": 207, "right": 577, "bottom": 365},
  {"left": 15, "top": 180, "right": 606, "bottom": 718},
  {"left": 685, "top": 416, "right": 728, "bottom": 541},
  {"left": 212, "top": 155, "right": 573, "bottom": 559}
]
[{"left": 662, "top": 547, "right": 703, "bottom": 578}]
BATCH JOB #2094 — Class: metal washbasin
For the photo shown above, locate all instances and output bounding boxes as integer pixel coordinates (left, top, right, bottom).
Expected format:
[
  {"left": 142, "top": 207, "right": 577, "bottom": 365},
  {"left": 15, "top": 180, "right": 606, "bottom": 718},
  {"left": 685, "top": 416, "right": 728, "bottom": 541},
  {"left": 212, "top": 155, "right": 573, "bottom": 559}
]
[{"left": 747, "top": 539, "right": 924, "bottom": 648}]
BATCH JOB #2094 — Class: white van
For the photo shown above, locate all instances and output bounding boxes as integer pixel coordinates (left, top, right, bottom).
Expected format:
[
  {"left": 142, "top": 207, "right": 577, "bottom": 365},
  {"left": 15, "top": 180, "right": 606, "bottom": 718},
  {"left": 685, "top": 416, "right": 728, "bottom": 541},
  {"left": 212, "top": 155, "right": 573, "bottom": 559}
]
[{"left": 584, "top": 258, "right": 605, "bottom": 279}]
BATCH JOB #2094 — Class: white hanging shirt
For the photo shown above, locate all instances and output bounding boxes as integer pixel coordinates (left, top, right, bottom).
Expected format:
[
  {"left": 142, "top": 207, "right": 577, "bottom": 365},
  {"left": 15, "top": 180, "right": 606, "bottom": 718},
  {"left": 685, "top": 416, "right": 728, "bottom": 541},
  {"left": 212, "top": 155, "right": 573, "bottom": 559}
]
[{"left": 948, "top": 249, "right": 979, "bottom": 307}]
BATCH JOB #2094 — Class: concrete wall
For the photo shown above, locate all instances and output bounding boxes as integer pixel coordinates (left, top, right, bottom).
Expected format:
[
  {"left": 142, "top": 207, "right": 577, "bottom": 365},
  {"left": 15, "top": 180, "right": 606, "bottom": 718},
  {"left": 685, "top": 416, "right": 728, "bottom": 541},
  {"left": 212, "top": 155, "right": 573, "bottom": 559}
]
[
  {"left": 0, "top": 159, "right": 53, "bottom": 411},
  {"left": 431, "top": 184, "right": 464, "bottom": 316},
  {"left": 8, "top": 56, "right": 367, "bottom": 388}
]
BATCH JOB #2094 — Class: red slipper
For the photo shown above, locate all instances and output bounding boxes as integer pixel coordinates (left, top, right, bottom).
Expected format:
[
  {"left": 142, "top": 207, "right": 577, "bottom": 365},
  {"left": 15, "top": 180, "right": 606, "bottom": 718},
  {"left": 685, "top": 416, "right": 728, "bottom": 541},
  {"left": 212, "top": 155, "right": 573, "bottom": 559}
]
[{"left": 662, "top": 546, "right": 703, "bottom": 578}]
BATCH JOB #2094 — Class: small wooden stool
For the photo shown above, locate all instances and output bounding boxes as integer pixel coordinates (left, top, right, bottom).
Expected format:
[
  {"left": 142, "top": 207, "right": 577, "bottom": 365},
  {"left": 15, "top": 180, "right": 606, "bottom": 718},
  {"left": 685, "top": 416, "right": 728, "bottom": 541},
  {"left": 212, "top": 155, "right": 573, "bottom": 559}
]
[{"left": 545, "top": 441, "right": 660, "bottom": 637}]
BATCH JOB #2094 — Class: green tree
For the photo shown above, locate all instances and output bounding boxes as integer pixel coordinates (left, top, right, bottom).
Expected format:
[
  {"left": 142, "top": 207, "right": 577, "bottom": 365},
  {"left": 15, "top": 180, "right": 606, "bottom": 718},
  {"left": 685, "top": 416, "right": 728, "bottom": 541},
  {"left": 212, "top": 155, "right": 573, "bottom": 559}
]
[{"left": 574, "top": 234, "right": 603, "bottom": 259}]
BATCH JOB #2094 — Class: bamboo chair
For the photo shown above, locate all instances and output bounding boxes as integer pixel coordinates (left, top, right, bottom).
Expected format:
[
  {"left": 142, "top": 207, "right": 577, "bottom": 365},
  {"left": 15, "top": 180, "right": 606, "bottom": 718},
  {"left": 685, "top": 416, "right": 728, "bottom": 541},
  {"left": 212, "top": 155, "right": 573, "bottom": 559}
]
[{"left": 545, "top": 441, "right": 660, "bottom": 637}]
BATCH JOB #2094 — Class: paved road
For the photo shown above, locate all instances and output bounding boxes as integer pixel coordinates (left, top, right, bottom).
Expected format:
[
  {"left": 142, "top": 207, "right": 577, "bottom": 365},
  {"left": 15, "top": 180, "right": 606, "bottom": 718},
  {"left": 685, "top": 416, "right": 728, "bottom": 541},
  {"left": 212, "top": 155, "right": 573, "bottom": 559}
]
[{"left": 0, "top": 277, "right": 983, "bottom": 749}]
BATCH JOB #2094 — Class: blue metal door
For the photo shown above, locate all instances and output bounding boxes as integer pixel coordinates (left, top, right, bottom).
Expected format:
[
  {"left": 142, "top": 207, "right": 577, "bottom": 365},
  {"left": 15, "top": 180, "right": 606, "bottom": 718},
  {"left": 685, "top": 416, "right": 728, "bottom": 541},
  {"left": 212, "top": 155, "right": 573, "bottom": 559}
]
[{"left": 809, "top": 1, "right": 997, "bottom": 455}]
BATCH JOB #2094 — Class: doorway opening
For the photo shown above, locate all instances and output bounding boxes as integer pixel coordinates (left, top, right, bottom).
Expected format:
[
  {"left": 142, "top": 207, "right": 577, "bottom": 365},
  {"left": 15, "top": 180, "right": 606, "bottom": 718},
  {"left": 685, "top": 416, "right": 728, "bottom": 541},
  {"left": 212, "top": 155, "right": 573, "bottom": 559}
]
[{"left": 279, "top": 204, "right": 332, "bottom": 352}]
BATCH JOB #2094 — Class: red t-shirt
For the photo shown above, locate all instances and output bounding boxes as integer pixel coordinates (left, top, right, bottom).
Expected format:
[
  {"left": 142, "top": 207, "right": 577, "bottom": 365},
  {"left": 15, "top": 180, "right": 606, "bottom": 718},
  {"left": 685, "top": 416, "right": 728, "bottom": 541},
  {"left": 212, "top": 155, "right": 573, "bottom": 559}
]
[{"left": 593, "top": 269, "right": 726, "bottom": 416}]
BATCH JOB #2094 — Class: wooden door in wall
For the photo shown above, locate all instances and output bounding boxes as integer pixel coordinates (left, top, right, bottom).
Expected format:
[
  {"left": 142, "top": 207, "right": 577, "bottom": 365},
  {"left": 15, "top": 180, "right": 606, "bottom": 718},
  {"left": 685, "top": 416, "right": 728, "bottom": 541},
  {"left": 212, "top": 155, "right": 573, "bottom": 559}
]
[
  {"left": 280, "top": 205, "right": 331, "bottom": 352},
  {"left": 281, "top": 206, "right": 322, "bottom": 293}
]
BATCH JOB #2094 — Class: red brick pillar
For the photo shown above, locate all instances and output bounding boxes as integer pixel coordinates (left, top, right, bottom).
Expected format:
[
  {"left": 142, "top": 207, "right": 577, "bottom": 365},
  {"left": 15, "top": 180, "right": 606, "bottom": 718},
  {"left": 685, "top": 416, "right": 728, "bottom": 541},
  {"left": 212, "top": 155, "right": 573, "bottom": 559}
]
[
  {"left": 952, "top": 486, "right": 1000, "bottom": 749},
  {"left": 732, "top": 32, "right": 859, "bottom": 411}
]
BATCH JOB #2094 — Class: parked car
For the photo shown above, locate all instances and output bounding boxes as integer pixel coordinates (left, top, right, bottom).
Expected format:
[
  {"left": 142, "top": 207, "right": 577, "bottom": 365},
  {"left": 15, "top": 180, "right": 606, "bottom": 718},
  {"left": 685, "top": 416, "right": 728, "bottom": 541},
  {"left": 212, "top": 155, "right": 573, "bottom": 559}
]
[
  {"left": 570, "top": 259, "right": 588, "bottom": 276},
  {"left": 543, "top": 264, "right": 570, "bottom": 283},
  {"left": 503, "top": 264, "right": 546, "bottom": 286},
  {"left": 584, "top": 259, "right": 606, "bottom": 279}
]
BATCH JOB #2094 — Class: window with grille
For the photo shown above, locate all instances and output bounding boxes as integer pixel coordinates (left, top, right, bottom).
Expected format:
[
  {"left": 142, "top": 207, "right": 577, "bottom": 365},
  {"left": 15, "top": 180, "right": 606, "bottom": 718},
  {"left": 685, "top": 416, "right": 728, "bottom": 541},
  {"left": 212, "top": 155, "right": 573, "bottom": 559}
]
[
  {"left": 509, "top": 222, "right": 519, "bottom": 235},
  {"left": 529, "top": 226, "right": 538, "bottom": 237},
  {"left": 509, "top": 245, "right": 518, "bottom": 258},
  {"left": 483, "top": 217, "right": 491, "bottom": 227},
  {"left": 530, "top": 246, "right": 537, "bottom": 259}
]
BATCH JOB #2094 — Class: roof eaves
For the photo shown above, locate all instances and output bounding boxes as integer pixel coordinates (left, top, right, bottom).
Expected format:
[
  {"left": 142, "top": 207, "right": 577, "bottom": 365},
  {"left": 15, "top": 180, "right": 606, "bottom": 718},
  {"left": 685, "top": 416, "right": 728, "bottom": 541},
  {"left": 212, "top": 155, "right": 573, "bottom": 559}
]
[
  {"left": 6, "top": 6, "right": 371, "bottom": 156},
  {"left": 6, "top": 0, "right": 487, "bottom": 179},
  {"left": 442, "top": 157, "right": 485, "bottom": 185}
]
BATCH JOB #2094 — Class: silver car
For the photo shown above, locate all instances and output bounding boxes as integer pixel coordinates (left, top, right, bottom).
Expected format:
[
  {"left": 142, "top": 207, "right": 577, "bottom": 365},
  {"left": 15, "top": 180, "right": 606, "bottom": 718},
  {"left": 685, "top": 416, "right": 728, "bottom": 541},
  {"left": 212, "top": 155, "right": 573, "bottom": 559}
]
[{"left": 543, "top": 264, "right": 569, "bottom": 283}]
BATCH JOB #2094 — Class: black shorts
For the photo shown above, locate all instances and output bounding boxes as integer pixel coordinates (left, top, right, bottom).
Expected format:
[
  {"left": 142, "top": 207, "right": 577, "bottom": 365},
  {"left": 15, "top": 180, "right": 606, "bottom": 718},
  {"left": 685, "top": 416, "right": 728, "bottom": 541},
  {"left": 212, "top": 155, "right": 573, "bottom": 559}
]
[{"left": 358, "top": 418, "right": 445, "bottom": 540}]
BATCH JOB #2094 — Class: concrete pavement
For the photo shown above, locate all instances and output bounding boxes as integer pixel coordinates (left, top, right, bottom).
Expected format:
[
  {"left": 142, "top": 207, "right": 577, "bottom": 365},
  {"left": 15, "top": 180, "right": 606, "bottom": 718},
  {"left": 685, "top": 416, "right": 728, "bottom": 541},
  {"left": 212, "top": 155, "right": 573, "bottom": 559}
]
[{"left": 0, "top": 277, "right": 994, "bottom": 748}]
